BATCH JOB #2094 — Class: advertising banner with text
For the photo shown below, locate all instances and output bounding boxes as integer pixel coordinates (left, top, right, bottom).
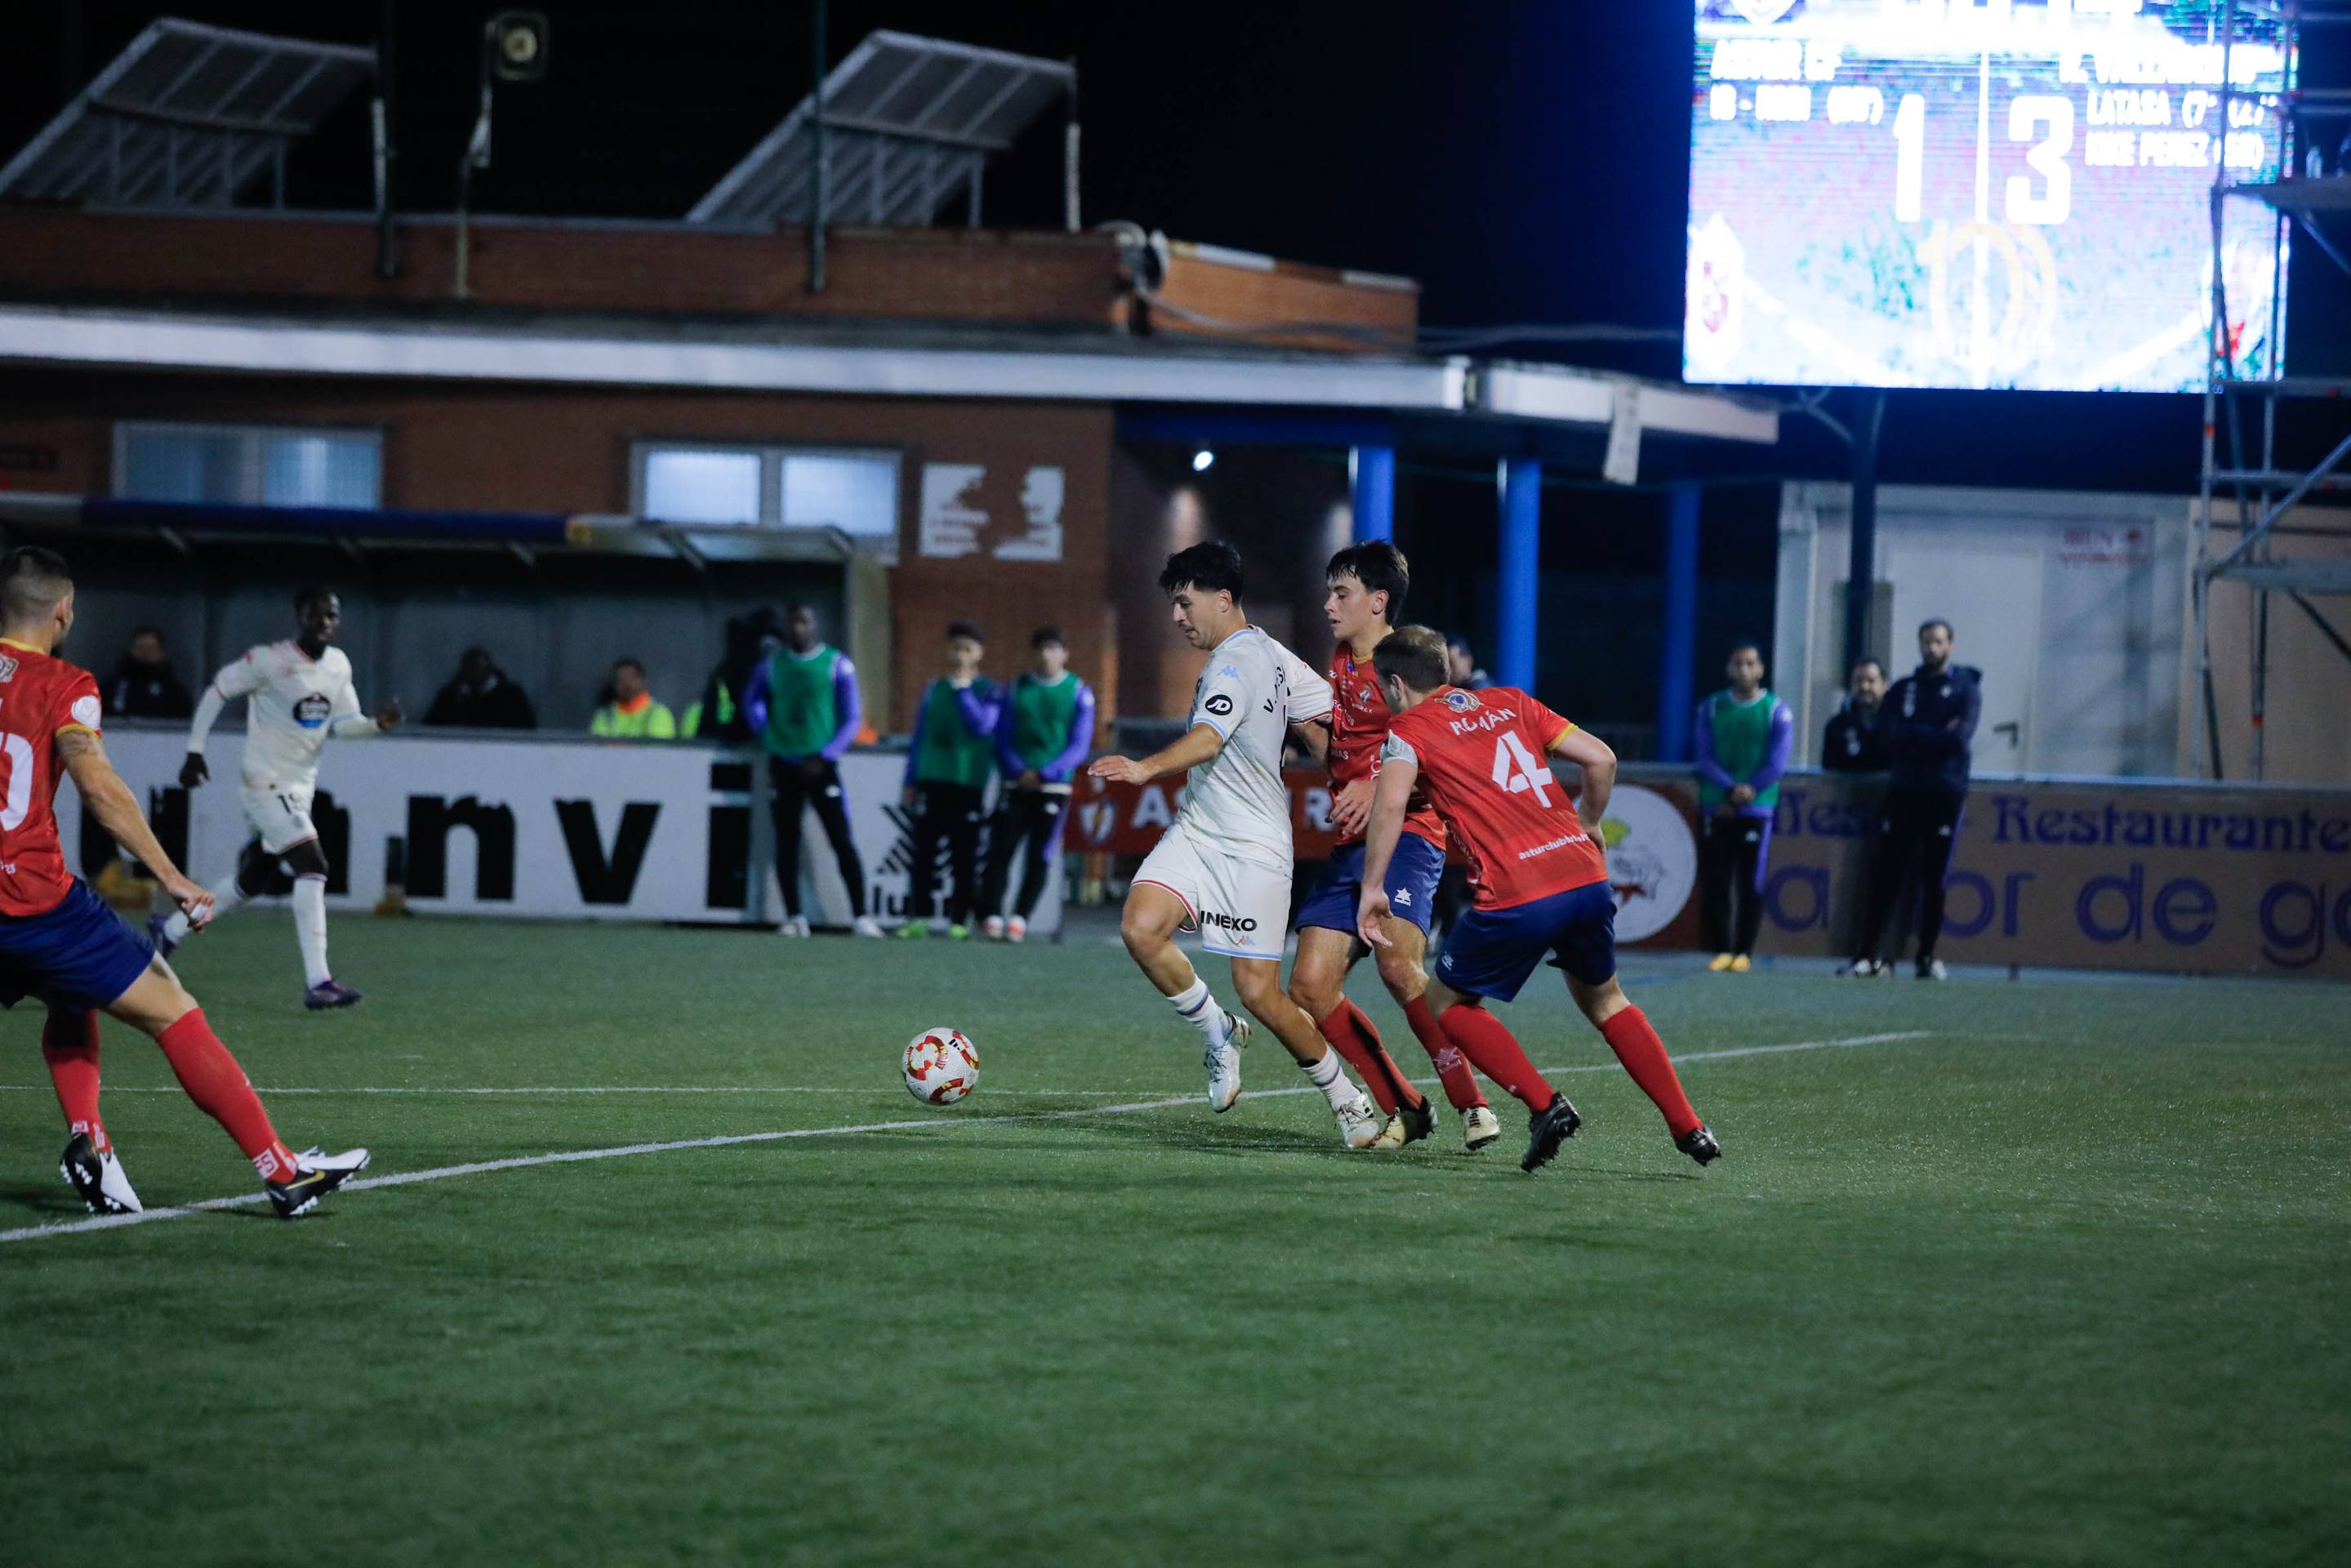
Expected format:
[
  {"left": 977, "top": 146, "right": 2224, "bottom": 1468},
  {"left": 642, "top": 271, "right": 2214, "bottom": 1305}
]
[{"left": 65, "top": 732, "right": 1060, "bottom": 933}]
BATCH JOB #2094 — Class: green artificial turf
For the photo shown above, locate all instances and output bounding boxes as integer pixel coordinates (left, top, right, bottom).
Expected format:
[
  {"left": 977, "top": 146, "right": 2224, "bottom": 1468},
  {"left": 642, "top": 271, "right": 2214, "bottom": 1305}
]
[{"left": 2, "top": 915, "right": 2344, "bottom": 1567}]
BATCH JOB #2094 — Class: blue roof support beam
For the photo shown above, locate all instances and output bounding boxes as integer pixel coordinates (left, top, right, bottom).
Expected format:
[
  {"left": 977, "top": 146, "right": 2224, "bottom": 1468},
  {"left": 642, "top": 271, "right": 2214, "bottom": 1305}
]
[
  {"left": 1657, "top": 484, "right": 1700, "bottom": 763},
  {"left": 1496, "top": 455, "right": 1540, "bottom": 692},
  {"left": 1349, "top": 443, "right": 1394, "bottom": 543}
]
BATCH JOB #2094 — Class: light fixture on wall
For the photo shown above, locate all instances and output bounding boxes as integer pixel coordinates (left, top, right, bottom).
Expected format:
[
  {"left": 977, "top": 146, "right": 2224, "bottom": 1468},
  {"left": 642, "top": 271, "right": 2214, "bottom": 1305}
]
[{"left": 1191, "top": 449, "right": 1215, "bottom": 473}]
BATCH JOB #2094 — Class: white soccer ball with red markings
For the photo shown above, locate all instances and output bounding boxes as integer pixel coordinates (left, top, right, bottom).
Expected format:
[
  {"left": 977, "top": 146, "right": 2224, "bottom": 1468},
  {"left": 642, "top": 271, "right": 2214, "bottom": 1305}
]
[{"left": 903, "top": 1027, "right": 980, "bottom": 1105}]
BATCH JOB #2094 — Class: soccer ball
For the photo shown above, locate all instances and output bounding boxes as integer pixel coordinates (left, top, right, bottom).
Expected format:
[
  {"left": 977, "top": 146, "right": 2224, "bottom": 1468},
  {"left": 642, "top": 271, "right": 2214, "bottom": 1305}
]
[{"left": 903, "top": 1027, "right": 980, "bottom": 1106}]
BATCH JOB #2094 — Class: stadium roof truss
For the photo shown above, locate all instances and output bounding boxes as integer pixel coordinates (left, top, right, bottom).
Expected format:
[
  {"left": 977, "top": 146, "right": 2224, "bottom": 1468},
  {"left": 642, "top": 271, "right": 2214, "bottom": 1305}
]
[
  {"left": 688, "top": 31, "right": 1073, "bottom": 229},
  {"left": 0, "top": 19, "right": 375, "bottom": 210}
]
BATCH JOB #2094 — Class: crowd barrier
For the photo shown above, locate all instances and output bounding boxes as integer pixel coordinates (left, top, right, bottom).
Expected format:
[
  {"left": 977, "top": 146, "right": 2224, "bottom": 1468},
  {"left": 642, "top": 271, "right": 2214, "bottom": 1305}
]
[{"left": 73, "top": 729, "right": 2350, "bottom": 978}]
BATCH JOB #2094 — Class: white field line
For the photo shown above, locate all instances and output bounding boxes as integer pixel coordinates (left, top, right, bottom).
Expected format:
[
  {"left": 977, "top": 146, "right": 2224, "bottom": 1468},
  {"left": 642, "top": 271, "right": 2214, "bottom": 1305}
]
[
  {"left": 0, "top": 1031, "right": 1932, "bottom": 1247},
  {"left": 0, "top": 1034, "right": 1931, "bottom": 1101}
]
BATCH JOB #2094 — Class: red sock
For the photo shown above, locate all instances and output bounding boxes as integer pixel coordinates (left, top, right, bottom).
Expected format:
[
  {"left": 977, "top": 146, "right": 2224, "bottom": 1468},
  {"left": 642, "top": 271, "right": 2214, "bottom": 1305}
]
[
  {"left": 1317, "top": 999, "right": 1423, "bottom": 1115},
  {"left": 42, "top": 1009, "right": 105, "bottom": 1152},
  {"left": 1599, "top": 1006, "right": 1702, "bottom": 1138},
  {"left": 1401, "top": 996, "right": 1489, "bottom": 1113},
  {"left": 155, "top": 1009, "right": 299, "bottom": 1179},
  {"left": 1439, "top": 1004, "right": 1556, "bottom": 1112}
]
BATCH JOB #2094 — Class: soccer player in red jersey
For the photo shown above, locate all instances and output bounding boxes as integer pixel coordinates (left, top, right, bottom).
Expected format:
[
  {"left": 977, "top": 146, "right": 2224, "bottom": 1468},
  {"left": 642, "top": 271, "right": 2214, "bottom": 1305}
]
[
  {"left": 1355, "top": 626, "right": 1721, "bottom": 1174},
  {"left": 0, "top": 547, "right": 368, "bottom": 1219},
  {"left": 1287, "top": 543, "right": 1496, "bottom": 1150}
]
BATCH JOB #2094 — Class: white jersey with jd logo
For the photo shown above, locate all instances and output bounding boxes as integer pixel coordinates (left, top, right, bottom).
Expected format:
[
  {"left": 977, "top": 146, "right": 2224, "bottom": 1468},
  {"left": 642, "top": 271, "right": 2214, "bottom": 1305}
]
[
  {"left": 1136, "top": 626, "right": 1333, "bottom": 962},
  {"left": 201, "top": 641, "right": 378, "bottom": 853}
]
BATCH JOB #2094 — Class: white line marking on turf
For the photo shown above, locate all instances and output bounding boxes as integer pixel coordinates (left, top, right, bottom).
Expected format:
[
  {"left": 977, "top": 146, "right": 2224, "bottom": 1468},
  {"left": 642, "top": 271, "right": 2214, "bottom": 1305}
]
[
  {"left": 0, "top": 1085, "right": 1159, "bottom": 1097},
  {"left": 0, "top": 1031, "right": 1934, "bottom": 1246}
]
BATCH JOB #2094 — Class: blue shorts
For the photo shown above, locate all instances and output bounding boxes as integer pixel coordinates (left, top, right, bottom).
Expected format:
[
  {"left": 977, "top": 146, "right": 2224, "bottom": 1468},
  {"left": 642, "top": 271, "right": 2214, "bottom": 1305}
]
[
  {"left": 0, "top": 879, "right": 156, "bottom": 1013},
  {"left": 1294, "top": 832, "right": 1447, "bottom": 937},
  {"left": 1434, "top": 880, "right": 1617, "bottom": 1003}
]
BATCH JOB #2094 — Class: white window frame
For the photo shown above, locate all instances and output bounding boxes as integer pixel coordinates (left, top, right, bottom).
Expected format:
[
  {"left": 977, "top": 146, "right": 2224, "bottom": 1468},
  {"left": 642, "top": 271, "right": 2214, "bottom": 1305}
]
[
  {"left": 112, "top": 420, "right": 385, "bottom": 507},
  {"left": 629, "top": 439, "right": 902, "bottom": 562}
]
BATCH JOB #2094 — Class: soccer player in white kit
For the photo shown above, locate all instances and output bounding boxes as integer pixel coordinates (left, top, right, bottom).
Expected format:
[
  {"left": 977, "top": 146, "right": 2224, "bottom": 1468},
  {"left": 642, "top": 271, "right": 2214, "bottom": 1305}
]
[
  {"left": 157, "top": 587, "right": 402, "bottom": 1009},
  {"left": 1087, "top": 543, "right": 1386, "bottom": 1148}
]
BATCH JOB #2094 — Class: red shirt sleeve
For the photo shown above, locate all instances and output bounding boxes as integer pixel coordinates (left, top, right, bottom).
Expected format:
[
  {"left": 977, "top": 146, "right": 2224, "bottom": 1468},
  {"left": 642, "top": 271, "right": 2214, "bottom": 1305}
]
[
  {"left": 1521, "top": 695, "right": 1574, "bottom": 749},
  {"left": 54, "top": 670, "right": 103, "bottom": 736}
]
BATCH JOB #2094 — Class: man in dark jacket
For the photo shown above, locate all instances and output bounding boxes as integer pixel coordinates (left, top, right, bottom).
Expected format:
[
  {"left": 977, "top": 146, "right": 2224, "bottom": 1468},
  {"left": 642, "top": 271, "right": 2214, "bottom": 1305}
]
[
  {"left": 424, "top": 646, "right": 537, "bottom": 729},
  {"left": 105, "top": 627, "right": 194, "bottom": 719},
  {"left": 1821, "top": 657, "right": 1889, "bottom": 773},
  {"left": 1848, "top": 621, "right": 1980, "bottom": 979}
]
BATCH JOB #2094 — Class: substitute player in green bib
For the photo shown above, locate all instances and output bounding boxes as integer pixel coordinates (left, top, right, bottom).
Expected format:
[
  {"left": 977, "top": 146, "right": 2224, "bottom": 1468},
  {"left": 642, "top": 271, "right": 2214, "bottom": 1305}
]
[
  {"left": 897, "top": 621, "right": 1004, "bottom": 939},
  {"left": 745, "top": 604, "right": 884, "bottom": 938},
  {"left": 1692, "top": 643, "right": 1794, "bottom": 973},
  {"left": 980, "top": 625, "right": 1096, "bottom": 943}
]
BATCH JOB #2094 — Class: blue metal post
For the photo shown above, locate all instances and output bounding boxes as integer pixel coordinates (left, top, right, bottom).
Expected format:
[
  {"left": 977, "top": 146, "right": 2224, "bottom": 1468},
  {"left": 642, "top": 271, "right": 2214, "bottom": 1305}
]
[
  {"left": 1350, "top": 443, "right": 1395, "bottom": 542},
  {"left": 1496, "top": 456, "right": 1541, "bottom": 690},
  {"left": 1658, "top": 484, "right": 1700, "bottom": 761}
]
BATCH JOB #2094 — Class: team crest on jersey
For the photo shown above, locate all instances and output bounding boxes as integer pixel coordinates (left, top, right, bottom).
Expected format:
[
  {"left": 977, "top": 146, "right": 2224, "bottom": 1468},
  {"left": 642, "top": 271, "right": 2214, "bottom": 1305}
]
[
  {"left": 0, "top": 654, "right": 16, "bottom": 683},
  {"left": 294, "top": 693, "right": 332, "bottom": 728},
  {"left": 1443, "top": 690, "right": 1479, "bottom": 713}
]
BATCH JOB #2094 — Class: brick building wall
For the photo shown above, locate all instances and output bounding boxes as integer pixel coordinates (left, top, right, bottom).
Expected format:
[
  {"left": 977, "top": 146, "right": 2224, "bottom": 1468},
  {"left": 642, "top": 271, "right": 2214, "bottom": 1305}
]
[{"left": 0, "top": 371, "right": 1116, "bottom": 737}]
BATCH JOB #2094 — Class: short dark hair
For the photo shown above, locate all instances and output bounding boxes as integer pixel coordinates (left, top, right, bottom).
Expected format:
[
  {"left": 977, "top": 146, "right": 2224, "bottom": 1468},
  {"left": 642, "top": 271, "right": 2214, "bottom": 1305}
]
[
  {"left": 0, "top": 546, "right": 72, "bottom": 626},
  {"left": 1326, "top": 541, "right": 1409, "bottom": 620},
  {"left": 295, "top": 584, "right": 336, "bottom": 614},
  {"left": 1031, "top": 626, "right": 1065, "bottom": 650},
  {"left": 1446, "top": 635, "right": 1473, "bottom": 657},
  {"left": 612, "top": 657, "right": 645, "bottom": 676},
  {"left": 946, "top": 620, "right": 984, "bottom": 644},
  {"left": 1728, "top": 641, "right": 1763, "bottom": 660},
  {"left": 1158, "top": 541, "right": 1245, "bottom": 602},
  {"left": 1371, "top": 625, "right": 1451, "bottom": 694},
  {"left": 131, "top": 625, "right": 166, "bottom": 644},
  {"left": 1852, "top": 657, "right": 1886, "bottom": 677},
  {"left": 1919, "top": 617, "right": 1953, "bottom": 639}
]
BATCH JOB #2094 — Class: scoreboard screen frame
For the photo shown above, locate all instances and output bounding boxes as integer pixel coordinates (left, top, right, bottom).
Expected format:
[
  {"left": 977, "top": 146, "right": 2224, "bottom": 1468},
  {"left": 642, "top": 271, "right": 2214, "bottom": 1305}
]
[{"left": 1684, "top": 1, "right": 2292, "bottom": 394}]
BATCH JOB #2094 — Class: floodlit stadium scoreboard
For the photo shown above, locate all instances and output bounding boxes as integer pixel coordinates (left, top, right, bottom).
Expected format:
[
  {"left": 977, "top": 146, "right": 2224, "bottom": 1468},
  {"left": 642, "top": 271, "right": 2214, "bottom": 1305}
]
[{"left": 1686, "top": 1, "right": 2291, "bottom": 392}]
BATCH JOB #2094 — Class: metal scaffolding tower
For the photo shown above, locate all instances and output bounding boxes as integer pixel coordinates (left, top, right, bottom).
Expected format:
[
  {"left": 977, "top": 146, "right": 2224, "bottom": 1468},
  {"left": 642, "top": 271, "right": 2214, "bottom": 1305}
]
[{"left": 2194, "top": 0, "right": 2351, "bottom": 779}]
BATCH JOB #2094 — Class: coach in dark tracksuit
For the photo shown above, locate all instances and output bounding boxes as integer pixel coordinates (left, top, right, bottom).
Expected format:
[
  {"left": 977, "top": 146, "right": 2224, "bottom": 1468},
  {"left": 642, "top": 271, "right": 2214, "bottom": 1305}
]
[
  {"left": 1850, "top": 620, "right": 1980, "bottom": 979},
  {"left": 1821, "top": 657, "right": 1890, "bottom": 774}
]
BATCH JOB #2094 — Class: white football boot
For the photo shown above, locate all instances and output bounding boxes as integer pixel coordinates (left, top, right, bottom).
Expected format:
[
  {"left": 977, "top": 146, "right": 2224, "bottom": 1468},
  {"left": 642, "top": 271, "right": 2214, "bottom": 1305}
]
[
  {"left": 778, "top": 915, "right": 811, "bottom": 938},
  {"left": 851, "top": 915, "right": 886, "bottom": 938},
  {"left": 266, "top": 1146, "right": 372, "bottom": 1219},
  {"left": 59, "top": 1132, "right": 142, "bottom": 1215},
  {"left": 1334, "top": 1091, "right": 1384, "bottom": 1150},
  {"left": 982, "top": 915, "right": 1006, "bottom": 941},
  {"left": 1005, "top": 915, "right": 1028, "bottom": 944},
  {"left": 1462, "top": 1105, "right": 1503, "bottom": 1152},
  {"left": 1204, "top": 1010, "right": 1250, "bottom": 1112}
]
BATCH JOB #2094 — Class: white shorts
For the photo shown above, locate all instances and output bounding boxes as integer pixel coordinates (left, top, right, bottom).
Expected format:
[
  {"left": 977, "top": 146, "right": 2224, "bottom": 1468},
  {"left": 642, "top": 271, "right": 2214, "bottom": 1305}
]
[
  {"left": 240, "top": 783, "right": 318, "bottom": 856},
  {"left": 1134, "top": 826, "right": 1290, "bottom": 963}
]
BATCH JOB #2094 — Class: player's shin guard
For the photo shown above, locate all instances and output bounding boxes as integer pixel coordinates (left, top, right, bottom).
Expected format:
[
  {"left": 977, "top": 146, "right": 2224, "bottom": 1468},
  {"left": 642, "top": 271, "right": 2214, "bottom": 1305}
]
[
  {"left": 42, "top": 1009, "right": 105, "bottom": 1151},
  {"left": 1598, "top": 1005, "right": 1702, "bottom": 1138},
  {"left": 1437, "top": 1004, "right": 1556, "bottom": 1112},
  {"left": 292, "top": 874, "right": 332, "bottom": 988},
  {"left": 154, "top": 1008, "right": 301, "bottom": 1179},
  {"left": 1400, "top": 995, "right": 1489, "bottom": 1113}
]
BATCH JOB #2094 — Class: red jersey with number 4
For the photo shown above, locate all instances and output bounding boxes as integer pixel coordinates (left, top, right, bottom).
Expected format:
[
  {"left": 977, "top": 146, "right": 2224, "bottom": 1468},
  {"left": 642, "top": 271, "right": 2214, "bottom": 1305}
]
[
  {"left": 1327, "top": 647, "right": 1444, "bottom": 850},
  {"left": 0, "top": 639, "right": 104, "bottom": 916},
  {"left": 1381, "top": 685, "right": 1603, "bottom": 910}
]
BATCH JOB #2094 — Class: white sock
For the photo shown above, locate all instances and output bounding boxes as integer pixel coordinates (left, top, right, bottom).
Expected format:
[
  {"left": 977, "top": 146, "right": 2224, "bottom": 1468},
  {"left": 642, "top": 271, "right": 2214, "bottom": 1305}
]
[
  {"left": 164, "top": 865, "right": 256, "bottom": 942},
  {"left": 1301, "top": 1048, "right": 1356, "bottom": 1111},
  {"left": 1167, "top": 976, "right": 1229, "bottom": 1047},
  {"left": 292, "top": 875, "right": 332, "bottom": 988}
]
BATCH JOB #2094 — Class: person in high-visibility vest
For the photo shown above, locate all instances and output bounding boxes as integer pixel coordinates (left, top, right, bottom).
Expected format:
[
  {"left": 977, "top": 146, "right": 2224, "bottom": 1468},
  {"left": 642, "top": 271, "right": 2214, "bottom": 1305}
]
[{"left": 590, "top": 658, "right": 677, "bottom": 741}]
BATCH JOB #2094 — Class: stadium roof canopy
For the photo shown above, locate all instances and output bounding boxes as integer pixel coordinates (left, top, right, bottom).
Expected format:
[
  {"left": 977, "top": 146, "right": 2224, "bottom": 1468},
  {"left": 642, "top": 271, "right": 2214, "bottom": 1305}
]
[
  {"left": 0, "top": 18, "right": 375, "bottom": 210},
  {"left": 688, "top": 31, "right": 1073, "bottom": 228}
]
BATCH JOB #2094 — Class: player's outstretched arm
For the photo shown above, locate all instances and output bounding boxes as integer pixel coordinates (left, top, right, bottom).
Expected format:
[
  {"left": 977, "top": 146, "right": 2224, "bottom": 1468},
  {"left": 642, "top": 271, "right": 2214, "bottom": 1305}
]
[
  {"left": 1355, "top": 759, "right": 1418, "bottom": 950},
  {"left": 1086, "top": 721, "right": 1222, "bottom": 787},
  {"left": 60, "top": 729, "right": 214, "bottom": 925},
  {"left": 1552, "top": 725, "right": 1618, "bottom": 826}
]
